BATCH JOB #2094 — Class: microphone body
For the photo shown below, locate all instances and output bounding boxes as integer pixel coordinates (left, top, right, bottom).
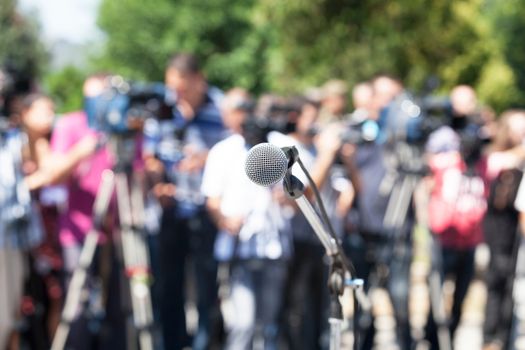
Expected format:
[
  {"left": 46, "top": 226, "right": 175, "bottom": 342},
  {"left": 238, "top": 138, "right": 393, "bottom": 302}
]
[{"left": 244, "top": 143, "right": 290, "bottom": 186}]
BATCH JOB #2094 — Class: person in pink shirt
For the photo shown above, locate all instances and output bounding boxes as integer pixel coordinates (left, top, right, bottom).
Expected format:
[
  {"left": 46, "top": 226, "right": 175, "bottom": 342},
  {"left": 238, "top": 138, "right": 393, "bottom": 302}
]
[
  {"left": 50, "top": 110, "right": 112, "bottom": 248},
  {"left": 30, "top": 74, "right": 126, "bottom": 350}
]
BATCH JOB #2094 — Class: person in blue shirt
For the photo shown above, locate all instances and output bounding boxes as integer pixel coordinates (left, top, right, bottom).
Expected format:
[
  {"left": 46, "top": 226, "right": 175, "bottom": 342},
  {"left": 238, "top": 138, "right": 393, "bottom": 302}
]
[{"left": 144, "top": 53, "right": 225, "bottom": 350}]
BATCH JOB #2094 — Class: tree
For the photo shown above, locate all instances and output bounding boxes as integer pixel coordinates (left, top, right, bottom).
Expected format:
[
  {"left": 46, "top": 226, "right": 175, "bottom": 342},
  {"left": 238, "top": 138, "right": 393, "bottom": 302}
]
[
  {"left": 93, "top": 0, "right": 525, "bottom": 111},
  {"left": 43, "top": 66, "right": 86, "bottom": 113},
  {"left": 476, "top": 0, "right": 525, "bottom": 111},
  {"left": 96, "top": 0, "right": 269, "bottom": 92},
  {"left": 0, "top": 0, "right": 48, "bottom": 93},
  {"left": 255, "top": 0, "right": 492, "bottom": 95}
]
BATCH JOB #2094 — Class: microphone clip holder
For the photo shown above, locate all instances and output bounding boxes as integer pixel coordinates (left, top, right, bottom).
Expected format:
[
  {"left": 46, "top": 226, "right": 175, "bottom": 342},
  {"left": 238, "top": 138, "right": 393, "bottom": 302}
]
[{"left": 281, "top": 146, "right": 299, "bottom": 170}]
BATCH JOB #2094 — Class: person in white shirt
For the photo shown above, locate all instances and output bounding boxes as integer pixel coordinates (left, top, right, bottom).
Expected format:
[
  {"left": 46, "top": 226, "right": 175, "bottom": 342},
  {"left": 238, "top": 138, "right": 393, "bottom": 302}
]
[
  {"left": 201, "top": 88, "right": 291, "bottom": 350},
  {"left": 268, "top": 95, "right": 357, "bottom": 350}
]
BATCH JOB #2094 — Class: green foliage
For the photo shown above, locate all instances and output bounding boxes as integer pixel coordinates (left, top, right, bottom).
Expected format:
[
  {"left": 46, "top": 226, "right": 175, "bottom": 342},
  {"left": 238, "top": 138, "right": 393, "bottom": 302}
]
[
  {"left": 0, "top": 0, "right": 48, "bottom": 89},
  {"left": 96, "top": 0, "right": 267, "bottom": 92},
  {"left": 6, "top": 0, "right": 524, "bottom": 117},
  {"left": 485, "top": 0, "right": 525, "bottom": 110},
  {"left": 477, "top": 56, "right": 520, "bottom": 113},
  {"left": 43, "top": 66, "right": 86, "bottom": 113},
  {"left": 89, "top": 0, "right": 525, "bottom": 111},
  {"left": 256, "top": 0, "right": 492, "bottom": 95}
]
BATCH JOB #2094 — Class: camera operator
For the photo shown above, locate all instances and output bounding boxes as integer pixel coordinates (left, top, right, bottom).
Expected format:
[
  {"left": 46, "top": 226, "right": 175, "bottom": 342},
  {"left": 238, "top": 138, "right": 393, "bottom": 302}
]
[
  {"left": 143, "top": 53, "right": 225, "bottom": 350},
  {"left": 351, "top": 81, "right": 377, "bottom": 121},
  {"left": 345, "top": 75, "right": 413, "bottom": 350},
  {"left": 201, "top": 88, "right": 292, "bottom": 350},
  {"left": 318, "top": 79, "right": 349, "bottom": 126},
  {"left": 422, "top": 84, "right": 490, "bottom": 349},
  {"left": 29, "top": 74, "right": 130, "bottom": 350},
  {"left": 268, "top": 95, "right": 358, "bottom": 350},
  {"left": 18, "top": 93, "right": 64, "bottom": 349}
]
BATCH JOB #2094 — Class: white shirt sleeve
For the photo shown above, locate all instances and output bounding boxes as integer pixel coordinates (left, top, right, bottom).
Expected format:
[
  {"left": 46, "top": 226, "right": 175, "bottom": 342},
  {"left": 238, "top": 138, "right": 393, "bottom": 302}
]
[
  {"left": 515, "top": 172, "right": 525, "bottom": 212},
  {"left": 201, "top": 145, "right": 224, "bottom": 198},
  {"left": 267, "top": 132, "right": 312, "bottom": 185}
]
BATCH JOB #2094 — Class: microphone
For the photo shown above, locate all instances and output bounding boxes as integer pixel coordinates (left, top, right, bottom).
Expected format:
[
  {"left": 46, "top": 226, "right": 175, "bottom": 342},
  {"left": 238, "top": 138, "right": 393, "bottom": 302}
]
[
  {"left": 244, "top": 143, "right": 290, "bottom": 186},
  {"left": 244, "top": 142, "right": 338, "bottom": 252},
  {"left": 243, "top": 142, "right": 369, "bottom": 348}
]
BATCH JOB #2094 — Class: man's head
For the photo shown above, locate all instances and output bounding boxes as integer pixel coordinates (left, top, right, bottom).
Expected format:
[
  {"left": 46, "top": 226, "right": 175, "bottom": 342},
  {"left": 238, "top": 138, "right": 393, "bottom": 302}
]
[
  {"left": 221, "top": 88, "right": 252, "bottom": 134},
  {"left": 352, "top": 82, "right": 374, "bottom": 110},
  {"left": 293, "top": 97, "right": 320, "bottom": 138},
  {"left": 491, "top": 110, "right": 525, "bottom": 151},
  {"left": 320, "top": 79, "right": 348, "bottom": 117},
  {"left": 371, "top": 74, "right": 403, "bottom": 111},
  {"left": 450, "top": 85, "right": 477, "bottom": 117},
  {"left": 351, "top": 81, "right": 377, "bottom": 121},
  {"left": 82, "top": 73, "right": 109, "bottom": 98},
  {"left": 165, "top": 53, "right": 207, "bottom": 109}
]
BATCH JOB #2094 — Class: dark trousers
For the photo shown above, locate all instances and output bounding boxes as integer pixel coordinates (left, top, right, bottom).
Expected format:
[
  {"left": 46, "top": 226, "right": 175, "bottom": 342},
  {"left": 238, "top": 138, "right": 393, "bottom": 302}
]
[
  {"left": 344, "top": 232, "right": 412, "bottom": 350},
  {"left": 283, "top": 241, "right": 328, "bottom": 350},
  {"left": 483, "top": 243, "right": 518, "bottom": 347},
  {"left": 424, "top": 243, "right": 476, "bottom": 349},
  {"left": 157, "top": 209, "right": 220, "bottom": 350}
]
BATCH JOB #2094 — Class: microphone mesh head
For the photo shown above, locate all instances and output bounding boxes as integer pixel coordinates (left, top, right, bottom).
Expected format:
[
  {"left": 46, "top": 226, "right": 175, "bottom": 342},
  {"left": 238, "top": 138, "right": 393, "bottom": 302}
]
[{"left": 245, "top": 143, "right": 288, "bottom": 186}]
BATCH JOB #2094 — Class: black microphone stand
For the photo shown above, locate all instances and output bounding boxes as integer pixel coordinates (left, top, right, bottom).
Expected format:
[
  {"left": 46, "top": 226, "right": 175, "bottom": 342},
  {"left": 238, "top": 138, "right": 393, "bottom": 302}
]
[{"left": 280, "top": 146, "right": 369, "bottom": 350}]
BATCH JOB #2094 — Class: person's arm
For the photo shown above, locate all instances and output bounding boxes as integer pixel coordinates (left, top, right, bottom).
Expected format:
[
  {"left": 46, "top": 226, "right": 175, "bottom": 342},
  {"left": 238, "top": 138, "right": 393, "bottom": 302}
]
[
  {"left": 177, "top": 148, "right": 209, "bottom": 173},
  {"left": 142, "top": 151, "right": 178, "bottom": 208},
  {"left": 335, "top": 181, "right": 355, "bottom": 218},
  {"left": 515, "top": 171, "right": 525, "bottom": 237},
  {"left": 338, "top": 143, "right": 361, "bottom": 194},
  {"left": 33, "top": 137, "right": 51, "bottom": 168},
  {"left": 206, "top": 196, "right": 243, "bottom": 236},
  {"left": 177, "top": 126, "right": 210, "bottom": 173},
  {"left": 308, "top": 125, "right": 342, "bottom": 197},
  {"left": 201, "top": 142, "right": 244, "bottom": 235},
  {"left": 25, "top": 134, "right": 99, "bottom": 190},
  {"left": 519, "top": 212, "right": 525, "bottom": 238}
]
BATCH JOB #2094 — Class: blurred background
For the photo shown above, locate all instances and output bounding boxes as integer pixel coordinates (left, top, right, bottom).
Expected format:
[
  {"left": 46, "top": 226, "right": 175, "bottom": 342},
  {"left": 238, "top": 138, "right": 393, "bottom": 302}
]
[
  {"left": 5, "top": 0, "right": 525, "bottom": 114},
  {"left": 3, "top": 1, "right": 525, "bottom": 350}
]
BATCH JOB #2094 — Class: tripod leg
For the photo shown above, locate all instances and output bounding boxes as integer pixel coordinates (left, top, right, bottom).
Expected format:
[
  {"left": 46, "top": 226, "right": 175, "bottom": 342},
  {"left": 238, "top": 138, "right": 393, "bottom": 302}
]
[
  {"left": 51, "top": 170, "right": 115, "bottom": 350},
  {"left": 114, "top": 173, "right": 154, "bottom": 350},
  {"left": 130, "top": 174, "right": 155, "bottom": 350},
  {"left": 384, "top": 175, "right": 419, "bottom": 231}
]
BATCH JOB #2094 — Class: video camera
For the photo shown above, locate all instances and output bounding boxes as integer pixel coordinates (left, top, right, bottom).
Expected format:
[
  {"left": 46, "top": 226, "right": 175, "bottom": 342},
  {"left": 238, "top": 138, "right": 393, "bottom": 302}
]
[
  {"left": 85, "top": 75, "right": 173, "bottom": 135},
  {"left": 381, "top": 91, "right": 453, "bottom": 145},
  {"left": 340, "top": 110, "right": 380, "bottom": 145},
  {"left": 241, "top": 95, "right": 297, "bottom": 146},
  {"left": 383, "top": 90, "right": 489, "bottom": 173}
]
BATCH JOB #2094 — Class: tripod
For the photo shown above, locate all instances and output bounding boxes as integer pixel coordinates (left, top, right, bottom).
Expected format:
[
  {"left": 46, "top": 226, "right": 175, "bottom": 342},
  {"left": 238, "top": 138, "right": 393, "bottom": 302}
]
[
  {"left": 51, "top": 135, "right": 154, "bottom": 350},
  {"left": 382, "top": 141, "right": 451, "bottom": 350}
]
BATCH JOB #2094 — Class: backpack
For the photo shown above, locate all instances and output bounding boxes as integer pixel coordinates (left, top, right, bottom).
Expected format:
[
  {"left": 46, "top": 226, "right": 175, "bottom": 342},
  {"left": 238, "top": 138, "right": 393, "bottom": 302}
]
[{"left": 427, "top": 151, "right": 487, "bottom": 246}]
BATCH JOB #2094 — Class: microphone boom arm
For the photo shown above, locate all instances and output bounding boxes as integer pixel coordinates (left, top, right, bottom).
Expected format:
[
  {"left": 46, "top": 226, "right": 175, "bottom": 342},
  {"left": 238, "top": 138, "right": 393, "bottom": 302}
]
[
  {"left": 283, "top": 172, "right": 339, "bottom": 256},
  {"left": 282, "top": 149, "right": 369, "bottom": 350},
  {"left": 244, "top": 143, "right": 369, "bottom": 350}
]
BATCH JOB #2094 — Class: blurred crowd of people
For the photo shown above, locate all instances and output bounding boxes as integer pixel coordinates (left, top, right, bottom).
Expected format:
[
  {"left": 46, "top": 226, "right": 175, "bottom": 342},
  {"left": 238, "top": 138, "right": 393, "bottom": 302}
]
[{"left": 1, "top": 53, "right": 525, "bottom": 350}]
